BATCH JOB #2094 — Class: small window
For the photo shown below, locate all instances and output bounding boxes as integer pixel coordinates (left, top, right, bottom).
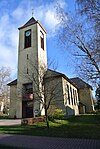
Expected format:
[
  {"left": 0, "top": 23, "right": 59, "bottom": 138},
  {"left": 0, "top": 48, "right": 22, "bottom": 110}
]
[
  {"left": 67, "top": 85, "right": 70, "bottom": 105},
  {"left": 25, "top": 29, "right": 31, "bottom": 48},
  {"left": 40, "top": 31, "right": 44, "bottom": 50},
  {"left": 27, "top": 68, "right": 28, "bottom": 74},
  {"left": 27, "top": 54, "right": 29, "bottom": 60},
  {"left": 75, "top": 90, "right": 78, "bottom": 104},
  {"left": 70, "top": 87, "right": 73, "bottom": 105},
  {"left": 73, "top": 89, "right": 76, "bottom": 105},
  {"left": 23, "top": 83, "right": 33, "bottom": 93}
]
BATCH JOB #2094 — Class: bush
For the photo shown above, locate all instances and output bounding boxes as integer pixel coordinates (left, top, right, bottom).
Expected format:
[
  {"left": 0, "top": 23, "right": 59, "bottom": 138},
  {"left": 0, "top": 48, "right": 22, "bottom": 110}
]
[
  {"left": 49, "top": 109, "right": 65, "bottom": 120},
  {"left": 0, "top": 114, "right": 9, "bottom": 119}
]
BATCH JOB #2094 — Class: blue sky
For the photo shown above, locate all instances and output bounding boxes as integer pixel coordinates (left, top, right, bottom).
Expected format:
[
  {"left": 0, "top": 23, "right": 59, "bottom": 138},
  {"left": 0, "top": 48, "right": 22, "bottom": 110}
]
[{"left": 0, "top": 0, "right": 76, "bottom": 79}]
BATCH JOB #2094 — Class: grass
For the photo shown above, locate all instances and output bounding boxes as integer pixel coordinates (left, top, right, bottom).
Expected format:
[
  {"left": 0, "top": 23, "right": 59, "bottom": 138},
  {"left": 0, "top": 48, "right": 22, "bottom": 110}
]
[{"left": 0, "top": 114, "right": 100, "bottom": 140}]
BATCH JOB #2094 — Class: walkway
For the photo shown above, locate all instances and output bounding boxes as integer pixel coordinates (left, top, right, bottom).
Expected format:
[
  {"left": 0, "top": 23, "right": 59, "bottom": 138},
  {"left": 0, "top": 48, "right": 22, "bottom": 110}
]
[
  {"left": 0, "top": 134, "right": 100, "bottom": 149},
  {"left": 0, "top": 119, "right": 21, "bottom": 126}
]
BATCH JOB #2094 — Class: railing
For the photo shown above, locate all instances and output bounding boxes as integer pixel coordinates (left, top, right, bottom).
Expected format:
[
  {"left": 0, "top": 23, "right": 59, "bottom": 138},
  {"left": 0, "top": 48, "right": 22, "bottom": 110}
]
[{"left": 22, "top": 93, "right": 33, "bottom": 101}]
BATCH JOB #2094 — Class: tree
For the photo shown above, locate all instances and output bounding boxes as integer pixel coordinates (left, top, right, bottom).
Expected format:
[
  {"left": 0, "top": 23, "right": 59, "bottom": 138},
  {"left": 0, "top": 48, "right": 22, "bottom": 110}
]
[
  {"left": 76, "top": 0, "right": 99, "bottom": 28},
  {"left": 0, "top": 66, "right": 11, "bottom": 113},
  {"left": 18, "top": 60, "right": 63, "bottom": 128},
  {"left": 76, "top": 0, "right": 100, "bottom": 84},
  {"left": 56, "top": 1, "right": 100, "bottom": 86}
]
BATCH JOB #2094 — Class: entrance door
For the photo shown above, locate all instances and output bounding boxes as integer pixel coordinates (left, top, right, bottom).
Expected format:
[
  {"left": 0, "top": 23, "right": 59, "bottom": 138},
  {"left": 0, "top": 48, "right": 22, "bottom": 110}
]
[{"left": 22, "top": 101, "right": 33, "bottom": 118}]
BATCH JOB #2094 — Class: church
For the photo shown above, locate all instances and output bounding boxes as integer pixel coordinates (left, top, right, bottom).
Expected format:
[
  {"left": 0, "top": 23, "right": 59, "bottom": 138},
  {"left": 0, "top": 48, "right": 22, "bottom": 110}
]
[{"left": 8, "top": 16, "right": 94, "bottom": 119}]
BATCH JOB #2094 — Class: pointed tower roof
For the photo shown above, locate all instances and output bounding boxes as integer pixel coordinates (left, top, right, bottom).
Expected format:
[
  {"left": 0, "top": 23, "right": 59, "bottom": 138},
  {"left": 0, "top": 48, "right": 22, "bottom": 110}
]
[
  {"left": 24, "top": 17, "right": 36, "bottom": 26},
  {"left": 18, "top": 17, "right": 37, "bottom": 30}
]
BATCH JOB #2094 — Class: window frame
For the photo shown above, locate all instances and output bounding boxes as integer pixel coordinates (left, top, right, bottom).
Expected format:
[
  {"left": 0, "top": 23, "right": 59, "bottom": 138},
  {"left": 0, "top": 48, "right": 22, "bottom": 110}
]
[
  {"left": 24, "top": 29, "right": 31, "bottom": 49},
  {"left": 40, "top": 31, "right": 44, "bottom": 50}
]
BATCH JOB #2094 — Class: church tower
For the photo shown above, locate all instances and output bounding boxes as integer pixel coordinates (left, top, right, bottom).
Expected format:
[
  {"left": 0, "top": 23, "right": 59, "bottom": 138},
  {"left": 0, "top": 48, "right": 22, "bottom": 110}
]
[{"left": 17, "top": 17, "right": 47, "bottom": 118}]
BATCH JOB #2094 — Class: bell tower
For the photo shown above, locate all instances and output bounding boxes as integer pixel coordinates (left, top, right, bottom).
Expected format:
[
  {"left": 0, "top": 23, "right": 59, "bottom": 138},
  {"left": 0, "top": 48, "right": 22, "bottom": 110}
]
[{"left": 16, "top": 17, "right": 47, "bottom": 118}]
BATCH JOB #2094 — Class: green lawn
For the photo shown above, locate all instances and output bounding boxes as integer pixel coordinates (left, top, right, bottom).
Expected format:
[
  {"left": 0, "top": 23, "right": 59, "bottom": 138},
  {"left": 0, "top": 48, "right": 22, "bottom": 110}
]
[{"left": 0, "top": 114, "right": 100, "bottom": 139}]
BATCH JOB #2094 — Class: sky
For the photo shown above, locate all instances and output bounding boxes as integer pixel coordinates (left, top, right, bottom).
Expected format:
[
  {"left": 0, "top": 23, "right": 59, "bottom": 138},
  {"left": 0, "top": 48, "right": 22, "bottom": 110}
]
[{"left": 0, "top": 0, "right": 76, "bottom": 80}]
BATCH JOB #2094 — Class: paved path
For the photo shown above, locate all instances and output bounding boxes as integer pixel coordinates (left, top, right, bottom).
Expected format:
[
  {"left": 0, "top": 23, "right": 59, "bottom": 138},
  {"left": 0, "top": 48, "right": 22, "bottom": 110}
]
[
  {"left": 0, "top": 134, "right": 100, "bottom": 149},
  {"left": 0, "top": 119, "right": 21, "bottom": 126}
]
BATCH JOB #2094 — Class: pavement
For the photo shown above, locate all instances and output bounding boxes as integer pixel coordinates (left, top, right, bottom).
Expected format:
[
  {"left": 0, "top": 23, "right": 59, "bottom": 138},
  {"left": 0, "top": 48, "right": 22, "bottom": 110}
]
[
  {"left": 0, "top": 134, "right": 100, "bottom": 149},
  {"left": 0, "top": 119, "right": 21, "bottom": 126}
]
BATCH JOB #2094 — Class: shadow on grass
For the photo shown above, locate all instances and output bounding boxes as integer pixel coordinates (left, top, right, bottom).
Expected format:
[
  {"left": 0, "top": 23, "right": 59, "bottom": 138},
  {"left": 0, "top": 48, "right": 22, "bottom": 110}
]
[
  {"left": 67, "top": 114, "right": 100, "bottom": 125},
  {"left": 0, "top": 115, "right": 100, "bottom": 139}
]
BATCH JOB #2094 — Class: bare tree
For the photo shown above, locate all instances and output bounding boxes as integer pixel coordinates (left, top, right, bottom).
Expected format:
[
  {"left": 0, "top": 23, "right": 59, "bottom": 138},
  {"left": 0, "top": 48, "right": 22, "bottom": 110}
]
[
  {"left": 56, "top": 2, "right": 100, "bottom": 86},
  {"left": 0, "top": 66, "right": 11, "bottom": 113},
  {"left": 17, "top": 60, "right": 63, "bottom": 128},
  {"left": 76, "top": 0, "right": 100, "bottom": 27}
]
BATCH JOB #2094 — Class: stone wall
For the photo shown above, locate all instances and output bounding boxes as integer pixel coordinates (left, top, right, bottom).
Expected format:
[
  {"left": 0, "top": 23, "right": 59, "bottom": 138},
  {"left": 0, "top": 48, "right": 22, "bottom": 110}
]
[{"left": 21, "top": 116, "right": 46, "bottom": 125}]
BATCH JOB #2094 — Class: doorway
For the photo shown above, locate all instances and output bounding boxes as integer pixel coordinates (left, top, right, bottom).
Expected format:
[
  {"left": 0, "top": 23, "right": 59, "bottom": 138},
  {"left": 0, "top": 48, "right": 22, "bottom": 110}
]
[{"left": 22, "top": 101, "right": 33, "bottom": 118}]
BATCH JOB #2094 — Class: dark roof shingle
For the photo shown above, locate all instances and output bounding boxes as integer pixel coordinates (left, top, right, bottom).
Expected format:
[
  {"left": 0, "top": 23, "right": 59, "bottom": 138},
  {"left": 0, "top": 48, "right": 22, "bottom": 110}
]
[
  {"left": 7, "top": 79, "right": 17, "bottom": 86},
  {"left": 45, "top": 69, "right": 78, "bottom": 88},
  {"left": 70, "top": 77, "right": 92, "bottom": 90},
  {"left": 24, "top": 17, "right": 36, "bottom": 26},
  {"left": 18, "top": 17, "right": 36, "bottom": 30}
]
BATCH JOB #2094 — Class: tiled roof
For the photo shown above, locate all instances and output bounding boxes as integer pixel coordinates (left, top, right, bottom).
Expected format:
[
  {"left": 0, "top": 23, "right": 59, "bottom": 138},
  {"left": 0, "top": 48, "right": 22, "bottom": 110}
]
[
  {"left": 7, "top": 73, "right": 92, "bottom": 90},
  {"left": 70, "top": 77, "right": 92, "bottom": 90},
  {"left": 45, "top": 69, "right": 62, "bottom": 78},
  {"left": 7, "top": 79, "right": 17, "bottom": 86},
  {"left": 45, "top": 69, "right": 78, "bottom": 88}
]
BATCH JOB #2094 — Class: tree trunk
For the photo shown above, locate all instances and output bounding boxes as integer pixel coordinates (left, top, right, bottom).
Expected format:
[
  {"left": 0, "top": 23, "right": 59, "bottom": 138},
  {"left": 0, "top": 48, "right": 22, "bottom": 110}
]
[{"left": 45, "top": 105, "right": 49, "bottom": 129}]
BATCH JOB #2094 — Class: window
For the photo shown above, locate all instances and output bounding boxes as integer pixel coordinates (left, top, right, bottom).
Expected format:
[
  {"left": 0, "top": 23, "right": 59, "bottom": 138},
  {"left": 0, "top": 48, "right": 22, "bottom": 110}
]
[
  {"left": 73, "top": 89, "right": 76, "bottom": 105},
  {"left": 67, "top": 85, "right": 70, "bottom": 105},
  {"left": 27, "top": 54, "right": 29, "bottom": 60},
  {"left": 70, "top": 87, "right": 73, "bottom": 105},
  {"left": 75, "top": 90, "right": 78, "bottom": 104},
  {"left": 40, "top": 31, "right": 44, "bottom": 50},
  {"left": 25, "top": 29, "right": 31, "bottom": 48},
  {"left": 23, "top": 83, "right": 33, "bottom": 93},
  {"left": 27, "top": 68, "right": 28, "bottom": 74}
]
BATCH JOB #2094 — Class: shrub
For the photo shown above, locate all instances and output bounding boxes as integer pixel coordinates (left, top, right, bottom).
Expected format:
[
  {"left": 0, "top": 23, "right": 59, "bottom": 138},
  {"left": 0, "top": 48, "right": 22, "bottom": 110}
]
[
  {"left": 49, "top": 109, "right": 65, "bottom": 120},
  {"left": 0, "top": 113, "right": 9, "bottom": 119}
]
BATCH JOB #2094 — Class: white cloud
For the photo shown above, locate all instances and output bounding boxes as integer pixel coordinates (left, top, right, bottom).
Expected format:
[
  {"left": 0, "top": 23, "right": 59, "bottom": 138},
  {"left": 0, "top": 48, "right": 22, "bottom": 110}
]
[
  {"left": 34, "top": 0, "right": 67, "bottom": 37},
  {"left": 0, "top": 43, "right": 17, "bottom": 71},
  {"left": 0, "top": 14, "right": 18, "bottom": 77},
  {"left": 12, "top": 7, "right": 25, "bottom": 20},
  {"left": 0, "top": 0, "right": 67, "bottom": 78},
  {"left": 0, "top": 14, "right": 9, "bottom": 40}
]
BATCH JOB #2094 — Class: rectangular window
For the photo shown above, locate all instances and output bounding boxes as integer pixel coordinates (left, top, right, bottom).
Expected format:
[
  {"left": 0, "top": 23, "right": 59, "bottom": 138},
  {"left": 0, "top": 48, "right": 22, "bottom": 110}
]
[
  {"left": 27, "top": 54, "right": 29, "bottom": 59},
  {"left": 22, "top": 83, "right": 33, "bottom": 100},
  {"left": 70, "top": 87, "right": 73, "bottom": 105},
  {"left": 67, "top": 85, "right": 70, "bottom": 105},
  {"left": 40, "top": 31, "right": 44, "bottom": 50},
  {"left": 75, "top": 90, "right": 78, "bottom": 104},
  {"left": 73, "top": 89, "right": 76, "bottom": 105},
  {"left": 23, "top": 83, "right": 33, "bottom": 93},
  {"left": 25, "top": 29, "right": 31, "bottom": 48},
  {"left": 27, "top": 68, "right": 28, "bottom": 74}
]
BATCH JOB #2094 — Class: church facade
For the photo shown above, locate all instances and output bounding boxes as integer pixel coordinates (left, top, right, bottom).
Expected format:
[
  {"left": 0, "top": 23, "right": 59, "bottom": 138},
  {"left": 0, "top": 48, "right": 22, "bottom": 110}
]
[{"left": 8, "top": 17, "right": 94, "bottom": 118}]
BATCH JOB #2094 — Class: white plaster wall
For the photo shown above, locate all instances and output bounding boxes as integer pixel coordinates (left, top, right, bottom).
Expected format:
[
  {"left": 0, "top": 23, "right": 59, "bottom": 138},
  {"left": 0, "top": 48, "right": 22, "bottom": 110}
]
[
  {"left": 62, "top": 78, "right": 79, "bottom": 116},
  {"left": 17, "top": 22, "right": 47, "bottom": 118},
  {"left": 9, "top": 85, "right": 17, "bottom": 118}
]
